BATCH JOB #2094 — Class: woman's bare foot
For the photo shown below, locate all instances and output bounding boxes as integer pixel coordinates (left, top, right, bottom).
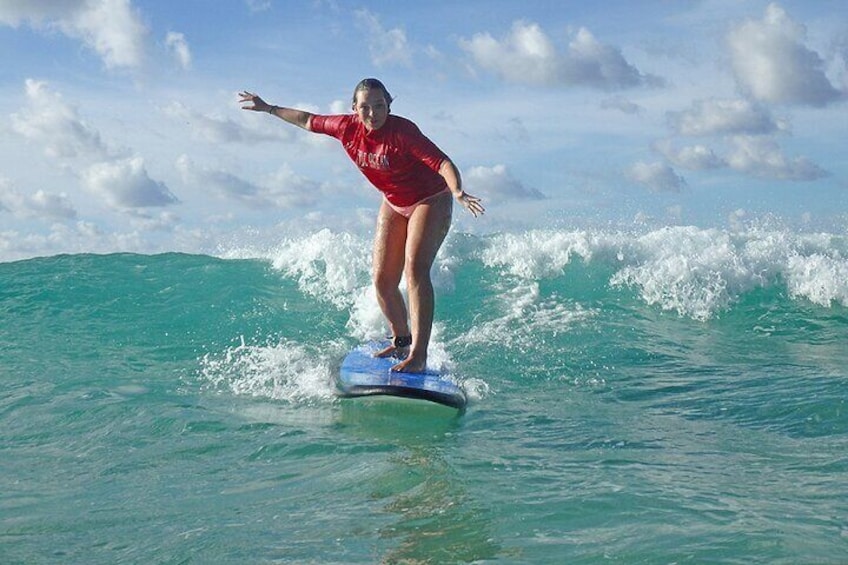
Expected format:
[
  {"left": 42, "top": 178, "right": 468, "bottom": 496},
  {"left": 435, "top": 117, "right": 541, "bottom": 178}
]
[
  {"left": 391, "top": 353, "right": 427, "bottom": 373},
  {"left": 374, "top": 344, "right": 408, "bottom": 359},
  {"left": 375, "top": 336, "right": 412, "bottom": 359}
]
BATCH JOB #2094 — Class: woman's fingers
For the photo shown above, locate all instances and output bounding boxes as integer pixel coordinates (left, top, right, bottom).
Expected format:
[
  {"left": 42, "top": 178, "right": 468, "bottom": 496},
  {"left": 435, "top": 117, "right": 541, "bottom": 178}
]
[{"left": 460, "top": 194, "right": 484, "bottom": 217}]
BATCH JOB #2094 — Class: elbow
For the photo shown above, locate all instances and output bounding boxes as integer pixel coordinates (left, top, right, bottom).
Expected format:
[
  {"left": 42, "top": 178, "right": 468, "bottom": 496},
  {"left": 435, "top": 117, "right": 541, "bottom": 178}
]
[
  {"left": 440, "top": 159, "right": 459, "bottom": 179},
  {"left": 439, "top": 159, "right": 462, "bottom": 193}
]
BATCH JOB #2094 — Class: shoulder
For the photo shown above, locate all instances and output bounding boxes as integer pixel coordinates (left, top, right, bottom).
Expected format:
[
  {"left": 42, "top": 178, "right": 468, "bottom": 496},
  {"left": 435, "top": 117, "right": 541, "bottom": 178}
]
[
  {"left": 384, "top": 115, "right": 426, "bottom": 139},
  {"left": 311, "top": 113, "right": 359, "bottom": 135},
  {"left": 387, "top": 115, "right": 419, "bottom": 131}
]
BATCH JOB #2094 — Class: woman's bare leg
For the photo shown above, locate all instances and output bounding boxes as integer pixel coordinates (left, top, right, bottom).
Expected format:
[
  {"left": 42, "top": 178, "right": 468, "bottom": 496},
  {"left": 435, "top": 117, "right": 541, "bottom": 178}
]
[
  {"left": 372, "top": 201, "right": 410, "bottom": 358},
  {"left": 392, "top": 191, "right": 452, "bottom": 373}
]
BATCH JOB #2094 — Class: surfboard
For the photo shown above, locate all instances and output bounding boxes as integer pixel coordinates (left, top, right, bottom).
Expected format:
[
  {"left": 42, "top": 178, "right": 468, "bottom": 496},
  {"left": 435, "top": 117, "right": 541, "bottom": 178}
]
[{"left": 337, "top": 342, "right": 467, "bottom": 410}]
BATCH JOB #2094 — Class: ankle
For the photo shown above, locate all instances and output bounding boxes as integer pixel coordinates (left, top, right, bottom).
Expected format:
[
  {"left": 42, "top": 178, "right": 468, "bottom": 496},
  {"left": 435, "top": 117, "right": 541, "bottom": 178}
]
[{"left": 391, "top": 335, "right": 412, "bottom": 348}]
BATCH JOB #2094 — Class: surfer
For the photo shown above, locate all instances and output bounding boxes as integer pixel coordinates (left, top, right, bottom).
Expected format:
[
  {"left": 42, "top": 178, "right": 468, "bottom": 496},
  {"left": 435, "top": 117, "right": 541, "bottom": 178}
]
[{"left": 239, "top": 79, "right": 484, "bottom": 373}]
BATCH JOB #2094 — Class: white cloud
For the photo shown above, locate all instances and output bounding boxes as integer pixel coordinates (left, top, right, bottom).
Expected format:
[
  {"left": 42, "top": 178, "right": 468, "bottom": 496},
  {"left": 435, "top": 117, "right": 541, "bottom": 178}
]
[
  {"left": 165, "top": 31, "right": 191, "bottom": 70},
  {"left": 176, "top": 155, "right": 319, "bottom": 209},
  {"left": 329, "top": 99, "right": 348, "bottom": 114},
  {"left": 600, "top": 96, "right": 643, "bottom": 115},
  {"left": 0, "top": 223, "right": 96, "bottom": 262},
  {"left": 8, "top": 79, "right": 180, "bottom": 212},
  {"left": 654, "top": 133, "right": 828, "bottom": 181},
  {"left": 355, "top": 9, "right": 412, "bottom": 68},
  {"left": 72, "top": 0, "right": 147, "bottom": 69},
  {"left": 124, "top": 209, "right": 180, "bottom": 231},
  {"left": 0, "top": 219, "right": 191, "bottom": 262},
  {"left": 162, "top": 101, "right": 291, "bottom": 144},
  {"left": 0, "top": 0, "right": 148, "bottom": 70},
  {"left": 726, "top": 136, "right": 828, "bottom": 181},
  {"left": 0, "top": 177, "right": 13, "bottom": 213},
  {"left": 245, "top": 0, "right": 271, "bottom": 13},
  {"left": 0, "top": 1, "right": 81, "bottom": 25},
  {"left": 82, "top": 156, "right": 178, "bottom": 208},
  {"left": 465, "top": 164, "right": 545, "bottom": 201},
  {"left": 176, "top": 155, "right": 263, "bottom": 204},
  {"left": 10, "top": 79, "right": 109, "bottom": 159},
  {"left": 31, "top": 190, "right": 78, "bottom": 220},
  {"left": 0, "top": 186, "right": 78, "bottom": 220},
  {"left": 460, "top": 21, "right": 659, "bottom": 89},
  {"left": 655, "top": 141, "right": 725, "bottom": 171},
  {"left": 667, "top": 98, "right": 783, "bottom": 136},
  {"left": 727, "top": 3, "right": 843, "bottom": 106},
  {"left": 627, "top": 161, "right": 686, "bottom": 193}
]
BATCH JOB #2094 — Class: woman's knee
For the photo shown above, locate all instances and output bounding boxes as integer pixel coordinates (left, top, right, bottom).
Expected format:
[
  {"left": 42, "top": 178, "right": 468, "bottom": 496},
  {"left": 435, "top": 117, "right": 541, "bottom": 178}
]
[
  {"left": 373, "top": 268, "right": 402, "bottom": 295},
  {"left": 403, "top": 258, "right": 433, "bottom": 287}
]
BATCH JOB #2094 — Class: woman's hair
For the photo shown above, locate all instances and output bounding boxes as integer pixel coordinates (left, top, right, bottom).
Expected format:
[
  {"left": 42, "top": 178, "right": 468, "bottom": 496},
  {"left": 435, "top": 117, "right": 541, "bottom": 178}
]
[{"left": 352, "top": 78, "right": 394, "bottom": 110}]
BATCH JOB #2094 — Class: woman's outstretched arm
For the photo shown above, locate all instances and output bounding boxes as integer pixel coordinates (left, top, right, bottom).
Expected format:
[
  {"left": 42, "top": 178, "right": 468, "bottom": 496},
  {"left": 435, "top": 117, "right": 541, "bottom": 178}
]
[{"left": 238, "top": 91, "right": 313, "bottom": 131}]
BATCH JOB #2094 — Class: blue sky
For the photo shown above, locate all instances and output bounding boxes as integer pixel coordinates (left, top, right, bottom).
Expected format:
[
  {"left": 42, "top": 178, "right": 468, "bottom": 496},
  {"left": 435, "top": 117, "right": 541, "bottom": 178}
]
[{"left": 0, "top": 0, "right": 846, "bottom": 261}]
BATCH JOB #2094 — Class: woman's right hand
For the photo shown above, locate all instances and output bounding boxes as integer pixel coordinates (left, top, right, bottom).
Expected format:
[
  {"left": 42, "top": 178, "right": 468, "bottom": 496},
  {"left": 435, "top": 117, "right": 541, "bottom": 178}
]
[{"left": 239, "top": 91, "right": 270, "bottom": 112}]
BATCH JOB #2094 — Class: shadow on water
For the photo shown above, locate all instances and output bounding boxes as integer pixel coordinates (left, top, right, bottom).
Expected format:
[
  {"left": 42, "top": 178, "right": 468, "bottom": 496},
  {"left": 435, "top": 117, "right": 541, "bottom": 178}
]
[
  {"left": 334, "top": 398, "right": 504, "bottom": 563},
  {"left": 336, "top": 396, "right": 464, "bottom": 442}
]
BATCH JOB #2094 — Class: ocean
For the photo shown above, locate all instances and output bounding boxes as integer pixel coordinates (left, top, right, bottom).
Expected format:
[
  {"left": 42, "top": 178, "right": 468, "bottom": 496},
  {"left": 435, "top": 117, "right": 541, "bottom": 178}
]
[{"left": 2, "top": 225, "right": 847, "bottom": 564}]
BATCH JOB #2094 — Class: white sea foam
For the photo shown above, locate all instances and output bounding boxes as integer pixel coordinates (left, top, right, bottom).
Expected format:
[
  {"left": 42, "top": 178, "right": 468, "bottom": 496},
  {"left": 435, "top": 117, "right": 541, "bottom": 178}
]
[
  {"left": 261, "top": 227, "right": 460, "bottom": 328},
  {"left": 204, "top": 229, "right": 476, "bottom": 400},
  {"left": 203, "top": 224, "right": 846, "bottom": 407},
  {"left": 268, "top": 229, "right": 372, "bottom": 308},
  {"left": 786, "top": 252, "right": 848, "bottom": 307},
  {"left": 481, "top": 229, "right": 597, "bottom": 278},
  {"left": 199, "top": 337, "right": 340, "bottom": 402},
  {"left": 610, "top": 227, "right": 752, "bottom": 320},
  {"left": 479, "top": 226, "right": 848, "bottom": 320},
  {"left": 222, "top": 224, "right": 847, "bottom": 339},
  {"left": 464, "top": 280, "right": 596, "bottom": 350}
]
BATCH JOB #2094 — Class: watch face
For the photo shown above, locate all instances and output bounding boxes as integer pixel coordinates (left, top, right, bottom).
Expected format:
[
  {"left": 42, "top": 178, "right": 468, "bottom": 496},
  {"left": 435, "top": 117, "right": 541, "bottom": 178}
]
[{"left": 393, "top": 336, "right": 412, "bottom": 348}]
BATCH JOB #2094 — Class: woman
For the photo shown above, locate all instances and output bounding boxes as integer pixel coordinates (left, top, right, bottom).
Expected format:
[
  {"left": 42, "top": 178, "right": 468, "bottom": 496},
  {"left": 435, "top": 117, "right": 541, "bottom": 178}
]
[{"left": 239, "top": 79, "right": 484, "bottom": 373}]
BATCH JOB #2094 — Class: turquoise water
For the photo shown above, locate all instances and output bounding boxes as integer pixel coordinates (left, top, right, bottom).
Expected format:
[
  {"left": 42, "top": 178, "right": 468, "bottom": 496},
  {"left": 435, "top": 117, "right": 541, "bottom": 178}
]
[{"left": 2, "top": 227, "right": 847, "bottom": 563}]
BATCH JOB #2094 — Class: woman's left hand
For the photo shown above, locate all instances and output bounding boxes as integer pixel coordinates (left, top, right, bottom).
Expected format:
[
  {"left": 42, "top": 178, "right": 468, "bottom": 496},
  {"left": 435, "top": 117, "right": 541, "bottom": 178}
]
[{"left": 455, "top": 191, "right": 485, "bottom": 217}]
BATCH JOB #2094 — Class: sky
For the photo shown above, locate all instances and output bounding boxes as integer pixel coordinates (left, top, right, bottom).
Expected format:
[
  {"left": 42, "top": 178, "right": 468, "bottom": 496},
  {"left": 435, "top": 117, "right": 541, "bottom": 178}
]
[{"left": 0, "top": 0, "right": 846, "bottom": 261}]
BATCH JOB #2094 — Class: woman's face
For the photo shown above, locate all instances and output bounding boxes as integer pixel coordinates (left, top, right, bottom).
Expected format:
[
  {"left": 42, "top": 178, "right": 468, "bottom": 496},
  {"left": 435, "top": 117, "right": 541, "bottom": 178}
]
[{"left": 353, "top": 88, "right": 389, "bottom": 131}]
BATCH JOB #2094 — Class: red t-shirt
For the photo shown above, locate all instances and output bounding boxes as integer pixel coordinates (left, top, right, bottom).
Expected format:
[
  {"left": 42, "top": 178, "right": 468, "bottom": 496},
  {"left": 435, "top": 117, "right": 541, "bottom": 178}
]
[{"left": 310, "top": 114, "right": 448, "bottom": 207}]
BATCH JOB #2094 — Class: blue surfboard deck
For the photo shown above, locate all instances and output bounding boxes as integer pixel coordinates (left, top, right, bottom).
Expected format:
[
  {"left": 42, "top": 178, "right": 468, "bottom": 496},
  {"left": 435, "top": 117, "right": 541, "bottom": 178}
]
[{"left": 337, "top": 342, "right": 467, "bottom": 410}]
